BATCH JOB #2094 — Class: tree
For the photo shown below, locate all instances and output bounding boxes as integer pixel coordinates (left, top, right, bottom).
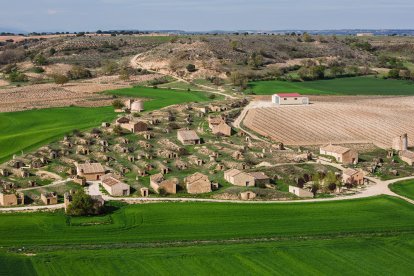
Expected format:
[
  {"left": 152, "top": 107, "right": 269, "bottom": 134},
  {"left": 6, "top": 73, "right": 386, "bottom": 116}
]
[
  {"left": 112, "top": 99, "right": 124, "bottom": 109},
  {"left": 303, "top": 32, "right": 314, "bottom": 42},
  {"left": 388, "top": 69, "right": 400, "bottom": 79},
  {"left": 186, "top": 64, "right": 196, "bottom": 73},
  {"left": 248, "top": 52, "right": 264, "bottom": 69},
  {"left": 119, "top": 67, "right": 130, "bottom": 80},
  {"left": 230, "top": 71, "right": 248, "bottom": 89},
  {"left": 310, "top": 65, "right": 326, "bottom": 79},
  {"left": 52, "top": 74, "right": 69, "bottom": 86},
  {"left": 49, "top": 48, "right": 56, "bottom": 56},
  {"left": 66, "top": 190, "right": 103, "bottom": 216},
  {"left": 8, "top": 70, "right": 28, "bottom": 82},
  {"left": 67, "top": 65, "right": 92, "bottom": 80},
  {"left": 33, "top": 53, "right": 48, "bottom": 66}
]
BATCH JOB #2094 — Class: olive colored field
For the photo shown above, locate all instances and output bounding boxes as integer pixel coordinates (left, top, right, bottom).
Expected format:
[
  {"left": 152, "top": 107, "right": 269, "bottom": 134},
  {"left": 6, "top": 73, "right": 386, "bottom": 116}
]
[
  {"left": 248, "top": 76, "right": 414, "bottom": 95},
  {"left": 0, "top": 196, "right": 413, "bottom": 275},
  {"left": 389, "top": 180, "right": 414, "bottom": 200},
  {"left": 0, "top": 87, "right": 212, "bottom": 163}
]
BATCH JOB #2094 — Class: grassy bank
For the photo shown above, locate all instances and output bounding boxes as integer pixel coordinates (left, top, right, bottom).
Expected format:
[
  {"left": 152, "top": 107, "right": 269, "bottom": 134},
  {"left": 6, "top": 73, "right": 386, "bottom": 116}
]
[
  {"left": 248, "top": 76, "right": 414, "bottom": 95},
  {"left": 0, "top": 196, "right": 413, "bottom": 275},
  {"left": 389, "top": 180, "right": 414, "bottom": 200}
]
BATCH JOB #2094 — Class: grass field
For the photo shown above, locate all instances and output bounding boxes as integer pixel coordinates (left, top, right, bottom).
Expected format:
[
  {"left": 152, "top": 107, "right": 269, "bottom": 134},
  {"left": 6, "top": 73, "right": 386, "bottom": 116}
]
[
  {"left": 0, "top": 196, "right": 413, "bottom": 275},
  {"left": 0, "top": 106, "right": 115, "bottom": 163},
  {"left": 248, "top": 76, "right": 414, "bottom": 95},
  {"left": 389, "top": 180, "right": 414, "bottom": 200},
  {"left": 0, "top": 87, "right": 212, "bottom": 163},
  {"left": 105, "top": 86, "right": 213, "bottom": 110}
]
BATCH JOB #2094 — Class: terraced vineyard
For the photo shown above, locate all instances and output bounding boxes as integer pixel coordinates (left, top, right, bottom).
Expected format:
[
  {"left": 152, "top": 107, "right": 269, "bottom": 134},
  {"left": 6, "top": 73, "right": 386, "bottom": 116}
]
[{"left": 244, "top": 96, "right": 414, "bottom": 148}]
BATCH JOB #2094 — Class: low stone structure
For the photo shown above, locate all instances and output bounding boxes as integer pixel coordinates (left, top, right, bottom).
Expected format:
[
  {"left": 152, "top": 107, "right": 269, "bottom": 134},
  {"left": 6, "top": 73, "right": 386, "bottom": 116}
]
[
  {"left": 150, "top": 173, "right": 177, "bottom": 194},
  {"left": 76, "top": 162, "right": 105, "bottom": 181},
  {"left": 342, "top": 168, "right": 365, "bottom": 185},
  {"left": 101, "top": 174, "right": 130, "bottom": 196},
  {"left": 41, "top": 192, "right": 58, "bottom": 205},
  {"left": 185, "top": 172, "right": 212, "bottom": 194},
  {"left": 400, "top": 150, "right": 414, "bottom": 166},
  {"left": 289, "top": 185, "right": 313, "bottom": 198},
  {"left": 320, "top": 144, "right": 358, "bottom": 165},
  {"left": 224, "top": 169, "right": 255, "bottom": 187},
  {"left": 239, "top": 191, "right": 257, "bottom": 200},
  {"left": 177, "top": 129, "right": 201, "bottom": 145},
  {"left": 0, "top": 191, "right": 24, "bottom": 206},
  {"left": 249, "top": 172, "right": 270, "bottom": 187}
]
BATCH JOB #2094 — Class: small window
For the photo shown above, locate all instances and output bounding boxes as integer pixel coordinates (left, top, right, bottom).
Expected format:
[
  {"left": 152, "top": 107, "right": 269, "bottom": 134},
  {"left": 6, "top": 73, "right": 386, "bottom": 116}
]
[
  {"left": 294, "top": 98, "right": 297, "bottom": 100},
  {"left": 284, "top": 98, "right": 287, "bottom": 100}
]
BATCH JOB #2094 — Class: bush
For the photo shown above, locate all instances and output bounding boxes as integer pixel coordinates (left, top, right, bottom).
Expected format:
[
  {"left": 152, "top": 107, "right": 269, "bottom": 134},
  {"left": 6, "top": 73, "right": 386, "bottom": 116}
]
[
  {"left": 186, "top": 64, "right": 196, "bottom": 72},
  {"left": 33, "top": 53, "right": 48, "bottom": 66},
  {"left": 8, "top": 70, "right": 28, "bottom": 82},
  {"left": 52, "top": 74, "right": 69, "bottom": 85},
  {"left": 32, "top": 66, "right": 45, "bottom": 73},
  {"left": 112, "top": 99, "right": 124, "bottom": 109},
  {"left": 67, "top": 65, "right": 92, "bottom": 80}
]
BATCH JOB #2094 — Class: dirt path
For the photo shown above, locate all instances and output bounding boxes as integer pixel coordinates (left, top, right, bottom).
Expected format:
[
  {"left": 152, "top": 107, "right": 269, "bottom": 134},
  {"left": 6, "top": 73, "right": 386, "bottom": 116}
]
[
  {"left": 130, "top": 53, "right": 235, "bottom": 99},
  {"left": 233, "top": 101, "right": 270, "bottom": 143},
  {"left": 18, "top": 178, "right": 70, "bottom": 191}
]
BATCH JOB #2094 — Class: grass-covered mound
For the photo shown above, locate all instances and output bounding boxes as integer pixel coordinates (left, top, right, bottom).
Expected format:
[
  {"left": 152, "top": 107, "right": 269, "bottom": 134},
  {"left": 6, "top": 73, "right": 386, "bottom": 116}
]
[{"left": 389, "top": 180, "right": 414, "bottom": 200}]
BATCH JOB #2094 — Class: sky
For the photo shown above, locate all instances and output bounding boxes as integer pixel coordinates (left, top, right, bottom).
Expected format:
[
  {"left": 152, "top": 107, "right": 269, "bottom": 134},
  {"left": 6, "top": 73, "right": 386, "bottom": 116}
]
[{"left": 0, "top": 0, "right": 413, "bottom": 32}]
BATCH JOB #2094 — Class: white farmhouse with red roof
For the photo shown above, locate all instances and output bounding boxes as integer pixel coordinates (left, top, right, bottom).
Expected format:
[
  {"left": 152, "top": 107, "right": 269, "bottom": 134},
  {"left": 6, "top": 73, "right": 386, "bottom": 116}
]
[{"left": 272, "top": 93, "right": 309, "bottom": 105}]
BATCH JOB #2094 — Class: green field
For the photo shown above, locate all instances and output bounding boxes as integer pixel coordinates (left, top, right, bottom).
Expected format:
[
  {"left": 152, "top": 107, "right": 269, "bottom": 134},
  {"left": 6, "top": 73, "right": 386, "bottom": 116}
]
[
  {"left": 0, "top": 106, "right": 115, "bottom": 163},
  {"left": 389, "top": 180, "right": 414, "bottom": 200},
  {"left": 0, "top": 87, "right": 212, "bottom": 163},
  {"left": 105, "top": 86, "right": 213, "bottom": 110},
  {"left": 0, "top": 196, "right": 413, "bottom": 275},
  {"left": 248, "top": 76, "right": 414, "bottom": 95}
]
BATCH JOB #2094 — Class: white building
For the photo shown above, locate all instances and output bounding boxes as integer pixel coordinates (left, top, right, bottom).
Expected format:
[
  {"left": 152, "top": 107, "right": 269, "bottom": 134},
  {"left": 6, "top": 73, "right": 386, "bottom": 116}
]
[{"left": 272, "top": 93, "right": 309, "bottom": 105}]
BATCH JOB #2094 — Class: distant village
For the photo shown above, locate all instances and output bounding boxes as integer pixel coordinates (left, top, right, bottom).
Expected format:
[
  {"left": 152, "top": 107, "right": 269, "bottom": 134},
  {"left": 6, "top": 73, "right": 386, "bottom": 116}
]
[{"left": 0, "top": 93, "right": 413, "bottom": 210}]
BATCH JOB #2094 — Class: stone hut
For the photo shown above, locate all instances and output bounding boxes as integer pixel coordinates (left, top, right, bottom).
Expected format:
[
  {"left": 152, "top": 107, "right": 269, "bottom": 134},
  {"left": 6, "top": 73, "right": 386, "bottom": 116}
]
[
  {"left": 239, "top": 191, "right": 257, "bottom": 200},
  {"left": 320, "top": 144, "right": 358, "bottom": 165},
  {"left": 289, "top": 185, "right": 313, "bottom": 198},
  {"left": 185, "top": 172, "right": 212, "bottom": 194},
  {"left": 76, "top": 162, "right": 105, "bottom": 181},
  {"left": 224, "top": 169, "right": 255, "bottom": 187},
  {"left": 41, "top": 192, "right": 58, "bottom": 205},
  {"left": 342, "top": 168, "right": 365, "bottom": 186},
  {"left": 392, "top": 134, "right": 408, "bottom": 151},
  {"left": 177, "top": 129, "right": 201, "bottom": 145},
  {"left": 140, "top": 187, "right": 149, "bottom": 197},
  {"left": 101, "top": 174, "right": 130, "bottom": 196}
]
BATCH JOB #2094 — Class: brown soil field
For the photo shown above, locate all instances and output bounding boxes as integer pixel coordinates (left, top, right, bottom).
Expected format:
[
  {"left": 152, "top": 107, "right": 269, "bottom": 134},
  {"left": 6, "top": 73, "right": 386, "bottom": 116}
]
[
  {"left": 244, "top": 96, "right": 414, "bottom": 149},
  {"left": 0, "top": 74, "right": 161, "bottom": 112}
]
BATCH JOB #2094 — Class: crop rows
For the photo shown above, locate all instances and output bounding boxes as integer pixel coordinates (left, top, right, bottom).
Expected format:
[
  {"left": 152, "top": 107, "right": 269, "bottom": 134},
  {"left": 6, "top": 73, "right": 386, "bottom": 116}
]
[{"left": 244, "top": 97, "right": 414, "bottom": 148}]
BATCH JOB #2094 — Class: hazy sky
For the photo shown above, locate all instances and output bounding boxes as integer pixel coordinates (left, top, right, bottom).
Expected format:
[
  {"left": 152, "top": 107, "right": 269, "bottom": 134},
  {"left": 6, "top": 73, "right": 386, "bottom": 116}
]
[{"left": 1, "top": 0, "right": 413, "bottom": 32}]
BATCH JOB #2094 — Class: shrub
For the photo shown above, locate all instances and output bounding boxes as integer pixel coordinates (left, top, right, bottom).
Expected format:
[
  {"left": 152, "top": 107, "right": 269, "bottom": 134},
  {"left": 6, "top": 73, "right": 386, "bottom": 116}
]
[
  {"left": 32, "top": 66, "right": 45, "bottom": 73},
  {"left": 52, "top": 74, "right": 69, "bottom": 85},
  {"left": 8, "top": 70, "right": 28, "bottom": 82},
  {"left": 186, "top": 64, "right": 196, "bottom": 72},
  {"left": 33, "top": 53, "right": 48, "bottom": 66},
  {"left": 67, "top": 65, "right": 92, "bottom": 80},
  {"left": 112, "top": 99, "right": 124, "bottom": 109}
]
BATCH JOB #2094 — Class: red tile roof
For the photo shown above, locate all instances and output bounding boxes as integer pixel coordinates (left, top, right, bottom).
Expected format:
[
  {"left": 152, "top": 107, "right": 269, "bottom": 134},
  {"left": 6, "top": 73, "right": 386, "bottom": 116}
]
[{"left": 276, "top": 93, "right": 302, "bottom": 97}]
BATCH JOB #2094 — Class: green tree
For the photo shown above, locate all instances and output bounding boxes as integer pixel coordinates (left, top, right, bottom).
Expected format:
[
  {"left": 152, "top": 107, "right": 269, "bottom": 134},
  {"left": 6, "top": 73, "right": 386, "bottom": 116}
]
[
  {"left": 67, "top": 65, "right": 92, "bottom": 80},
  {"left": 186, "top": 64, "right": 197, "bottom": 72},
  {"left": 248, "top": 52, "right": 264, "bottom": 69},
  {"left": 230, "top": 40, "right": 238, "bottom": 50},
  {"left": 33, "top": 53, "right": 48, "bottom": 66},
  {"left": 388, "top": 69, "right": 400, "bottom": 79},
  {"left": 66, "top": 190, "right": 102, "bottom": 216},
  {"left": 303, "top": 32, "right": 314, "bottom": 42}
]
